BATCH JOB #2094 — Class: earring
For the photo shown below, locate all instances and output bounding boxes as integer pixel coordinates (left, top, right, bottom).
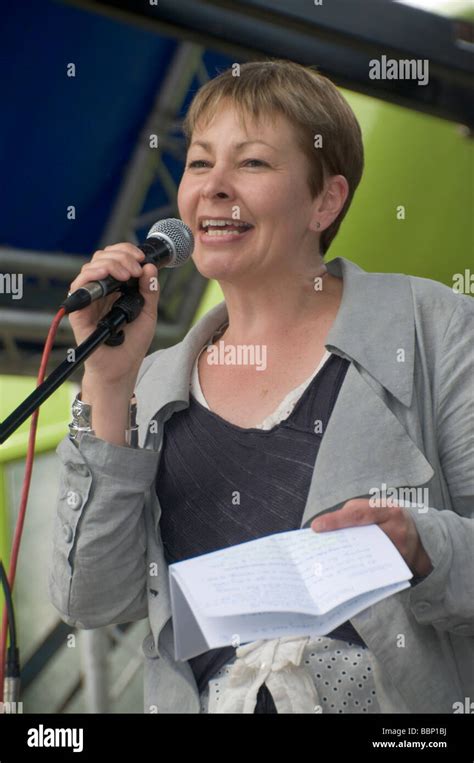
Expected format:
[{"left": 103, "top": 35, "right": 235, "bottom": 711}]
[{"left": 316, "top": 222, "right": 321, "bottom": 229}]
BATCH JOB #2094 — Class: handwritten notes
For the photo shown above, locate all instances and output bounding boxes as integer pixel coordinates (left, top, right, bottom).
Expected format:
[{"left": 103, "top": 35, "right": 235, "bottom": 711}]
[{"left": 169, "top": 525, "right": 412, "bottom": 660}]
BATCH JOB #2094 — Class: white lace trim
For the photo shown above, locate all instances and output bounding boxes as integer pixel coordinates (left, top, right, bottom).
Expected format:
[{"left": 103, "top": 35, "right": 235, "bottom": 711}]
[{"left": 190, "top": 341, "right": 331, "bottom": 429}]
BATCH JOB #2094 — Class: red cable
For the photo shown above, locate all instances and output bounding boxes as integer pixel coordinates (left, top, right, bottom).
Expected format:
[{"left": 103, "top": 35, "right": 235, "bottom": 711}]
[{"left": 0, "top": 306, "right": 67, "bottom": 702}]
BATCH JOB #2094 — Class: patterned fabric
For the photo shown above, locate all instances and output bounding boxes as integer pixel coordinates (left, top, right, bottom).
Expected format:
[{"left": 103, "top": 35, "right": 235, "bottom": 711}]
[{"left": 199, "top": 636, "right": 381, "bottom": 714}]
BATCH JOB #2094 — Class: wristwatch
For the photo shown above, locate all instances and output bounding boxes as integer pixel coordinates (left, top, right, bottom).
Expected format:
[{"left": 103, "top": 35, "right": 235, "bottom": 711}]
[
  {"left": 68, "top": 392, "right": 95, "bottom": 444},
  {"left": 68, "top": 392, "right": 139, "bottom": 447}
]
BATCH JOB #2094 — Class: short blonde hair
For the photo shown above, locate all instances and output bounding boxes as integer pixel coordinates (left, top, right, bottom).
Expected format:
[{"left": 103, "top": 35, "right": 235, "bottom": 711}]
[{"left": 182, "top": 59, "right": 364, "bottom": 256}]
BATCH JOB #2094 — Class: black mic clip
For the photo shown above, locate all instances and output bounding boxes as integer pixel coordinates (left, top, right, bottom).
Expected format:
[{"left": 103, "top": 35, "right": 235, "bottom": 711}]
[{"left": 97, "top": 287, "right": 145, "bottom": 347}]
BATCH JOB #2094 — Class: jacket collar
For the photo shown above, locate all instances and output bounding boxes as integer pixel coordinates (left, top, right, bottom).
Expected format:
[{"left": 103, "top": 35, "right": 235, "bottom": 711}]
[
  {"left": 136, "top": 256, "right": 415, "bottom": 433},
  {"left": 324, "top": 257, "right": 414, "bottom": 407}
]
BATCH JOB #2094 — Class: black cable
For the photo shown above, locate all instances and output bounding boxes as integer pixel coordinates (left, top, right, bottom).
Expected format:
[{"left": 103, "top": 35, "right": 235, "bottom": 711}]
[
  {"left": 0, "top": 560, "right": 16, "bottom": 652},
  {"left": 0, "top": 559, "right": 20, "bottom": 689}
]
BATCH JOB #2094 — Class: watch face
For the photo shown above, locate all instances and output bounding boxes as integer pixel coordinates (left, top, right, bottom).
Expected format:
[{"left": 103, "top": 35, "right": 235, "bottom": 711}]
[{"left": 72, "top": 401, "right": 82, "bottom": 418}]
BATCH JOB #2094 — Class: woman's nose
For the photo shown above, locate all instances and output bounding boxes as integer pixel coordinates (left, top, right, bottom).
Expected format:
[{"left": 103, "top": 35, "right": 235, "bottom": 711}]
[
  {"left": 200, "top": 167, "right": 234, "bottom": 199},
  {"left": 202, "top": 190, "right": 229, "bottom": 199}
]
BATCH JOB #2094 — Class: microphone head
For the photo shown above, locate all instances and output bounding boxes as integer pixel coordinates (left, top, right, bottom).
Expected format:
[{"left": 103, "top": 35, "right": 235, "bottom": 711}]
[{"left": 146, "top": 218, "right": 194, "bottom": 267}]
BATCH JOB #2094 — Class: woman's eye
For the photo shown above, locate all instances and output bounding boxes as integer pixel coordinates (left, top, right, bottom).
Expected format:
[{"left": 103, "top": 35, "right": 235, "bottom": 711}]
[{"left": 186, "top": 159, "right": 267, "bottom": 169}]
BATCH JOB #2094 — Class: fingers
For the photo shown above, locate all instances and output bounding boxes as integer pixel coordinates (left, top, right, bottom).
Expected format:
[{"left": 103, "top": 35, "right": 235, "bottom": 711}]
[
  {"left": 139, "top": 263, "right": 160, "bottom": 308},
  {"left": 309, "top": 500, "right": 426, "bottom": 573},
  {"left": 94, "top": 245, "right": 145, "bottom": 271},
  {"left": 70, "top": 246, "right": 146, "bottom": 293},
  {"left": 102, "top": 243, "right": 144, "bottom": 258},
  {"left": 139, "top": 262, "right": 157, "bottom": 278},
  {"left": 139, "top": 262, "right": 159, "bottom": 287},
  {"left": 311, "top": 498, "right": 395, "bottom": 532},
  {"left": 67, "top": 244, "right": 160, "bottom": 335}
]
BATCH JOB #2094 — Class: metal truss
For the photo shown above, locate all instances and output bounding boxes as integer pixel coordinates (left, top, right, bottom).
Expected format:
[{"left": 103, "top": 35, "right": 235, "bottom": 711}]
[
  {"left": 0, "top": 42, "right": 210, "bottom": 380},
  {"left": 66, "top": 0, "right": 474, "bottom": 128}
]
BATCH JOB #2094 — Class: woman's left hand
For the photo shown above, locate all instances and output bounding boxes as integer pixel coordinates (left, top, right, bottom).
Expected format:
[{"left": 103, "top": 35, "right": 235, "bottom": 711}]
[{"left": 310, "top": 498, "right": 433, "bottom": 577}]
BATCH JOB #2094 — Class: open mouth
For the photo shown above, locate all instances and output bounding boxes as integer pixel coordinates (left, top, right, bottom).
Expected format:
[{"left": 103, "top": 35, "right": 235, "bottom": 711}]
[{"left": 198, "top": 218, "right": 254, "bottom": 240}]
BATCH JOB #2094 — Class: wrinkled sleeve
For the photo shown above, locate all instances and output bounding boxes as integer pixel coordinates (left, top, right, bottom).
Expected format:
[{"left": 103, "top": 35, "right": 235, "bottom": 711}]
[
  {"left": 407, "top": 295, "right": 474, "bottom": 636},
  {"left": 47, "top": 433, "right": 161, "bottom": 629},
  {"left": 47, "top": 353, "right": 161, "bottom": 629}
]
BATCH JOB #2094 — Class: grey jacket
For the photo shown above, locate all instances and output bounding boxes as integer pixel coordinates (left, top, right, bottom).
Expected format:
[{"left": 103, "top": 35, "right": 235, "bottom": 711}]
[{"left": 48, "top": 256, "right": 474, "bottom": 714}]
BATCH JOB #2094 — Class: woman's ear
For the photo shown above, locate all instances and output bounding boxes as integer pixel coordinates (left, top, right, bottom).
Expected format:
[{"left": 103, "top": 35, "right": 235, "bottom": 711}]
[{"left": 311, "top": 175, "right": 349, "bottom": 232}]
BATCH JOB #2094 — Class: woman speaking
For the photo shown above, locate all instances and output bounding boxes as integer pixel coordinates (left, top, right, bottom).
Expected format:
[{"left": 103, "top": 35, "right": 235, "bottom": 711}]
[{"left": 48, "top": 59, "right": 473, "bottom": 714}]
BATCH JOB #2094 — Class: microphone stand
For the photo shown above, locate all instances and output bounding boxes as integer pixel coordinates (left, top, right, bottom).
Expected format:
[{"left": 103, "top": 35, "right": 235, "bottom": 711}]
[{"left": 0, "top": 289, "right": 144, "bottom": 445}]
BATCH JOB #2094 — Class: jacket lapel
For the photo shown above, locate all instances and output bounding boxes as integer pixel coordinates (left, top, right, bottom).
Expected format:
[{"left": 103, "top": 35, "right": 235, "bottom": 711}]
[
  {"left": 299, "top": 361, "right": 434, "bottom": 528},
  {"left": 135, "top": 300, "right": 229, "bottom": 441},
  {"left": 297, "top": 257, "right": 433, "bottom": 526}
]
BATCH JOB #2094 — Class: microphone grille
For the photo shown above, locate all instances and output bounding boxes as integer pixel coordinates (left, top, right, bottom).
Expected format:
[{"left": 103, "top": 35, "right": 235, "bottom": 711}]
[{"left": 146, "top": 218, "right": 194, "bottom": 267}]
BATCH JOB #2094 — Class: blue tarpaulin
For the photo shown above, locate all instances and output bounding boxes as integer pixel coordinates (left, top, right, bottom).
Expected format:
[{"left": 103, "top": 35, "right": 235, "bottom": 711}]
[{"left": 0, "top": 0, "right": 230, "bottom": 253}]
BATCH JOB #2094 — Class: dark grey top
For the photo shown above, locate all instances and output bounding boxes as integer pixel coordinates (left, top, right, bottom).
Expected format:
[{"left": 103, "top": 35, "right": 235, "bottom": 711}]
[{"left": 155, "top": 349, "right": 368, "bottom": 696}]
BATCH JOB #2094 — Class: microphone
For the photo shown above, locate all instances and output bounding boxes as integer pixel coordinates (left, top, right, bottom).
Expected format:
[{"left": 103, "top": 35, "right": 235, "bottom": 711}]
[{"left": 62, "top": 218, "right": 194, "bottom": 314}]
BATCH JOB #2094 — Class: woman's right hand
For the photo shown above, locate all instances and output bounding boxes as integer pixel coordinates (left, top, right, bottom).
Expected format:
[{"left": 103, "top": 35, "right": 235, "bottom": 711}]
[{"left": 67, "top": 243, "right": 160, "bottom": 387}]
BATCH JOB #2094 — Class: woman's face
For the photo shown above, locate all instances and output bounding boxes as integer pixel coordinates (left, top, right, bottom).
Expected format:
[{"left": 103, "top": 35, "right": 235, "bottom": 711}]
[{"left": 177, "top": 101, "right": 323, "bottom": 284}]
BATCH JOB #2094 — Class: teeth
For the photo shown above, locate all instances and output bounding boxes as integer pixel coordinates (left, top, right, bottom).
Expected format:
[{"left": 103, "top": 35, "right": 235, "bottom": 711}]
[
  {"left": 204, "top": 228, "right": 249, "bottom": 236},
  {"left": 201, "top": 218, "right": 252, "bottom": 229}
]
